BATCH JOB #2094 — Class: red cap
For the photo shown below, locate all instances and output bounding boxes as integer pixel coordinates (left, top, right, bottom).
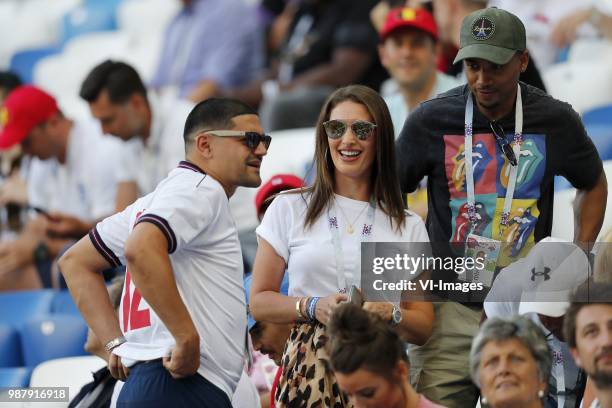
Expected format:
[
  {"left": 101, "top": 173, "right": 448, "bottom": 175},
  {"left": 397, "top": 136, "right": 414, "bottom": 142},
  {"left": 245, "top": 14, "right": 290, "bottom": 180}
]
[
  {"left": 255, "top": 174, "right": 304, "bottom": 218},
  {"left": 0, "top": 85, "right": 59, "bottom": 150},
  {"left": 380, "top": 7, "right": 438, "bottom": 42}
]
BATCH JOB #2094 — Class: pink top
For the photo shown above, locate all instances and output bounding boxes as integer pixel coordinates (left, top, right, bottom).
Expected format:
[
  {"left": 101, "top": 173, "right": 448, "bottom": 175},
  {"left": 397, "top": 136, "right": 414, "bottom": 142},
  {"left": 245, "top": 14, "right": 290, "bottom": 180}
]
[{"left": 417, "top": 395, "right": 447, "bottom": 408}]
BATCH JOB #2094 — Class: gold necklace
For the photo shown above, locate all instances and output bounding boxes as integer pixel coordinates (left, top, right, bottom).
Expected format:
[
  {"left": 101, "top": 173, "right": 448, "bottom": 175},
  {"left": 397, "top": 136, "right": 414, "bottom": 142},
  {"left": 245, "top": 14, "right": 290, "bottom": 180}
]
[{"left": 336, "top": 200, "right": 369, "bottom": 234}]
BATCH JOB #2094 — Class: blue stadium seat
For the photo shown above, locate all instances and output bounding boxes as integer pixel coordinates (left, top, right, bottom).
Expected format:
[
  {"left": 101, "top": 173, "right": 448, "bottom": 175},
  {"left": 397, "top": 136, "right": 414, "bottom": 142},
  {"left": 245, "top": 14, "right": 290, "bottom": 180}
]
[
  {"left": 554, "top": 176, "right": 573, "bottom": 192},
  {"left": 582, "top": 105, "right": 612, "bottom": 127},
  {"left": 50, "top": 290, "right": 81, "bottom": 316},
  {"left": 0, "top": 324, "right": 22, "bottom": 367},
  {"left": 8, "top": 46, "right": 62, "bottom": 84},
  {"left": 587, "top": 125, "right": 612, "bottom": 161},
  {"left": 0, "top": 367, "right": 32, "bottom": 387},
  {"left": 0, "top": 290, "right": 54, "bottom": 326},
  {"left": 19, "top": 315, "right": 88, "bottom": 367},
  {"left": 61, "top": 4, "right": 118, "bottom": 44}
]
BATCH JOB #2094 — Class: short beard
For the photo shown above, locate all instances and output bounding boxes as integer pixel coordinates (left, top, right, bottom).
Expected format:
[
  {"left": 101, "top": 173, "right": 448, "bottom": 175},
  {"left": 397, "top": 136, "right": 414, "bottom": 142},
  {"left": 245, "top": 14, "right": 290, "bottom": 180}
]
[{"left": 591, "top": 369, "right": 612, "bottom": 389}]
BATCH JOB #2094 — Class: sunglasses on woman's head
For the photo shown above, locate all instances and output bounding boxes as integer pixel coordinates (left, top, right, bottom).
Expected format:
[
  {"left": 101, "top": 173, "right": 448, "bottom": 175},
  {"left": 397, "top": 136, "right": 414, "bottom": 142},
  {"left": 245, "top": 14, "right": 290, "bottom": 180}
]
[
  {"left": 206, "top": 130, "right": 272, "bottom": 150},
  {"left": 322, "top": 119, "right": 377, "bottom": 140}
]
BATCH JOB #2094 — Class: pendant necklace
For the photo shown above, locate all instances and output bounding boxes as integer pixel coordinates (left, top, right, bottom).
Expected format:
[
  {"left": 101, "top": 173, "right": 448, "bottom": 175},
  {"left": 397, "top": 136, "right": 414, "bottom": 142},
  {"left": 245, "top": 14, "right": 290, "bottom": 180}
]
[{"left": 336, "top": 201, "right": 369, "bottom": 234}]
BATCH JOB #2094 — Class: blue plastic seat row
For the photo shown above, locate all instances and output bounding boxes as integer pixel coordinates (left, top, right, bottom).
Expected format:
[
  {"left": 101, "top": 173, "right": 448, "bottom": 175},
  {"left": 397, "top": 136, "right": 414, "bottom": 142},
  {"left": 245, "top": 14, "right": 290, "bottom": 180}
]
[{"left": 0, "top": 316, "right": 88, "bottom": 369}]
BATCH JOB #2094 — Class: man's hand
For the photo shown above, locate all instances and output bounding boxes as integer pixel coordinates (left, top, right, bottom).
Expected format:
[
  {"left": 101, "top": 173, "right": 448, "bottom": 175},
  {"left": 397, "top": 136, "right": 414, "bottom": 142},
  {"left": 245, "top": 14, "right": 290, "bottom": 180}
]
[
  {"left": 108, "top": 353, "right": 130, "bottom": 381},
  {"left": 0, "top": 173, "right": 28, "bottom": 206},
  {"left": 46, "top": 213, "right": 91, "bottom": 239},
  {"left": 314, "top": 293, "right": 348, "bottom": 325},
  {"left": 162, "top": 334, "right": 200, "bottom": 379},
  {"left": 0, "top": 239, "right": 36, "bottom": 277}
]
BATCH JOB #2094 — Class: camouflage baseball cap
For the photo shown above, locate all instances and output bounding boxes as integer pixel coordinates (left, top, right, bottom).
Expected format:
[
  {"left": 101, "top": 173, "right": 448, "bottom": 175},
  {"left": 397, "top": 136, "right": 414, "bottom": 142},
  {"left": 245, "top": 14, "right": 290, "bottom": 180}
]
[{"left": 453, "top": 7, "right": 526, "bottom": 65}]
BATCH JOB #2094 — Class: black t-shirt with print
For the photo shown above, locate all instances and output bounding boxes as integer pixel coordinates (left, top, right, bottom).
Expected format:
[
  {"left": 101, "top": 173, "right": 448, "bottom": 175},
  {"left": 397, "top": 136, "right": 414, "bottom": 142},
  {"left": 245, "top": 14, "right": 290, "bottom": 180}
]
[{"left": 396, "top": 82, "right": 602, "bottom": 283}]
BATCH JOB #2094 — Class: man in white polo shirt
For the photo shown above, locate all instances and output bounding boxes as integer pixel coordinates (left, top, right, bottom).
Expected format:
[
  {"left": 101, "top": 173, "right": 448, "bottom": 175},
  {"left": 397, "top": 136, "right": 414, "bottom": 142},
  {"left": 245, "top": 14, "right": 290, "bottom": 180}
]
[{"left": 60, "top": 98, "right": 270, "bottom": 406}]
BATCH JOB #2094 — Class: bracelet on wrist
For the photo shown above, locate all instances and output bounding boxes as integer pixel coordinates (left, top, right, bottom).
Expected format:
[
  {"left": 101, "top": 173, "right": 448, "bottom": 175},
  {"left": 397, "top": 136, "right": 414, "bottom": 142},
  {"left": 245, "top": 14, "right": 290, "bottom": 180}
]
[
  {"left": 296, "top": 297, "right": 306, "bottom": 320},
  {"left": 307, "top": 297, "right": 320, "bottom": 321},
  {"left": 104, "top": 335, "right": 127, "bottom": 352}
]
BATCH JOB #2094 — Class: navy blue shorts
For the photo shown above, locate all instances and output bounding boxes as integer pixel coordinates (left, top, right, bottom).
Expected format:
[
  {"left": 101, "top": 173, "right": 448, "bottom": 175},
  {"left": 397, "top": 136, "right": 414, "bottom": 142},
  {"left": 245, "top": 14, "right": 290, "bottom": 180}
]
[{"left": 117, "top": 359, "right": 232, "bottom": 408}]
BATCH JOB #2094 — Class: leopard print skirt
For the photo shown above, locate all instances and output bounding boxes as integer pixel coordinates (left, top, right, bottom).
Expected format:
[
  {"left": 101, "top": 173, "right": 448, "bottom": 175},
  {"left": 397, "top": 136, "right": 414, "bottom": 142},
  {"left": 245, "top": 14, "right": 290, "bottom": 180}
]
[{"left": 274, "top": 322, "right": 353, "bottom": 408}]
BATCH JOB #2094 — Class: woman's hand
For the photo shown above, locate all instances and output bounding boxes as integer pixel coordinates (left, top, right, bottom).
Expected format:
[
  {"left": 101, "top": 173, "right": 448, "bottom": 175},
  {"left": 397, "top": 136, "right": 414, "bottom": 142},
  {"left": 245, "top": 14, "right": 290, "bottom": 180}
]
[{"left": 315, "top": 293, "right": 348, "bottom": 325}]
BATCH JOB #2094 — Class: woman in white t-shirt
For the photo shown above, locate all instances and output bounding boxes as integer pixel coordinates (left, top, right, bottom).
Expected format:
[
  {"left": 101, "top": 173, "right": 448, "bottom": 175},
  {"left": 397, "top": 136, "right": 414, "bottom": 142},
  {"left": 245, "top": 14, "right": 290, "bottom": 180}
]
[{"left": 250, "top": 85, "right": 434, "bottom": 407}]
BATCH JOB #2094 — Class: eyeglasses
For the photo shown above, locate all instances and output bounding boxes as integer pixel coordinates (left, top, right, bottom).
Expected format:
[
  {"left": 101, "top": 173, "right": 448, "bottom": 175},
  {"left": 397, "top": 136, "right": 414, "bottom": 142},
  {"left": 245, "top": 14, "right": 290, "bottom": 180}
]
[
  {"left": 489, "top": 121, "right": 517, "bottom": 166},
  {"left": 206, "top": 130, "right": 272, "bottom": 150},
  {"left": 322, "top": 119, "right": 377, "bottom": 140}
]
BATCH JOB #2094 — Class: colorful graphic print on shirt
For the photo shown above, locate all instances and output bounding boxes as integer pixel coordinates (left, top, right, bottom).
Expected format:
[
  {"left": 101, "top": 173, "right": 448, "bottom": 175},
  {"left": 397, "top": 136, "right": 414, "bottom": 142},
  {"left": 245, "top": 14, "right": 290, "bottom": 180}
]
[{"left": 444, "top": 133, "right": 546, "bottom": 265}]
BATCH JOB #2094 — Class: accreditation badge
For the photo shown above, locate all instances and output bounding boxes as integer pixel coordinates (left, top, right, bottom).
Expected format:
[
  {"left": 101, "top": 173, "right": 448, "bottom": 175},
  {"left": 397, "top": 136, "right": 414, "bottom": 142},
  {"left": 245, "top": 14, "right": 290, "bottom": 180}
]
[{"left": 462, "top": 233, "right": 501, "bottom": 287}]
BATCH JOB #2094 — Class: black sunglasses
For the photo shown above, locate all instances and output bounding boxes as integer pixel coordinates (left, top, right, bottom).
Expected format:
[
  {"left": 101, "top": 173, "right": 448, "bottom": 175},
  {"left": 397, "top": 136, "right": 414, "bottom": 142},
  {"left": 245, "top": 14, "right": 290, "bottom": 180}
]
[
  {"left": 489, "top": 121, "right": 517, "bottom": 166},
  {"left": 322, "top": 119, "right": 377, "bottom": 140},
  {"left": 206, "top": 130, "right": 272, "bottom": 150}
]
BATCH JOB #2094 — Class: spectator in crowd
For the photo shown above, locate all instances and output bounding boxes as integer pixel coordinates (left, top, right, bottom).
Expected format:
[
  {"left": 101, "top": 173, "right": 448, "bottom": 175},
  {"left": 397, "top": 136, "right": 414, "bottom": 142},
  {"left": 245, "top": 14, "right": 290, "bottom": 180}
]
[
  {"left": 378, "top": 7, "right": 461, "bottom": 137},
  {"left": 80, "top": 60, "right": 192, "bottom": 197},
  {"left": 396, "top": 7, "right": 606, "bottom": 407},
  {"left": 431, "top": 0, "right": 546, "bottom": 90},
  {"left": 0, "top": 76, "right": 36, "bottom": 234},
  {"left": 239, "top": 173, "right": 305, "bottom": 271},
  {"left": 60, "top": 98, "right": 269, "bottom": 407},
  {"left": 564, "top": 282, "right": 612, "bottom": 408},
  {"left": 370, "top": 0, "right": 417, "bottom": 33},
  {"left": 488, "top": 0, "right": 607, "bottom": 68},
  {"left": 552, "top": 7, "right": 612, "bottom": 48},
  {"left": 149, "top": 0, "right": 263, "bottom": 103},
  {"left": 255, "top": 174, "right": 305, "bottom": 221},
  {"left": 484, "top": 238, "right": 591, "bottom": 407},
  {"left": 0, "top": 86, "right": 132, "bottom": 291},
  {"left": 222, "top": 0, "right": 388, "bottom": 131},
  {"left": 69, "top": 277, "right": 124, "bottom": 408},
  {"left": 80, "top": 60, "right": 256, "bottom": 231},
  {"left": 0, "top": 71, "right": 21, "bottom": 106},
  {"left": 328, "top": 303, "right": 445, "bottom": 408},
  {"left": 244, "top": 273, "right": 292, "bottom": 408},
  {"left": 470, "top": 316, "right": 552, "bottom": 408},
  {"left": 250, "top": 85, "right": 433, "bottom": 407}
]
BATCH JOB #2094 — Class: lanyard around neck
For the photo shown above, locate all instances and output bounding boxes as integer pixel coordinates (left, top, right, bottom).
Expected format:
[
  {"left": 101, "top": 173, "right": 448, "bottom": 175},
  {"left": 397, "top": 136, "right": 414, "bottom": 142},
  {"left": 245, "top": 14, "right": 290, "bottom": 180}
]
[
  {"left": 327, "top": 199, "right": 375, "bottom": 292},
  {"left": 464, "top": 84, "right": 523, "bottom": 236}
]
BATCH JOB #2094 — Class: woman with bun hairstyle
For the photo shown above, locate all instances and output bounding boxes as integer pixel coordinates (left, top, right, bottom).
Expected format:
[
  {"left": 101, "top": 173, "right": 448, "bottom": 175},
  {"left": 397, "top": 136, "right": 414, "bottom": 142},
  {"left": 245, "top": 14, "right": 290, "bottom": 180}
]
[{"left": 328, "top": 304, "right": 445, "bottom": 408}]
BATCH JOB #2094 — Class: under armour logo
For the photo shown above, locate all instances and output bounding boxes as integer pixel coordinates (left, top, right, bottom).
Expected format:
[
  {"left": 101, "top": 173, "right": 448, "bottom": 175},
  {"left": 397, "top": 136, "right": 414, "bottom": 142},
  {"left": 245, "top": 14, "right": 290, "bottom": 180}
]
[{"left": 531, "top": 267, "right": 551, "bottom": 281}]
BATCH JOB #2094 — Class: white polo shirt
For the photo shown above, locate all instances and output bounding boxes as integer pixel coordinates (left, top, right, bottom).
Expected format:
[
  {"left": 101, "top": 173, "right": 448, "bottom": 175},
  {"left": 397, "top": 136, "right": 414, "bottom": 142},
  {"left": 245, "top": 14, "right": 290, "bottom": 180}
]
[
  {"left": 115, "top": 94, "right": 192, "bottom": 196},
  {"left": 90, "top": 161, "right": 247, "bottom": 399},
  {"left": 28, "top": 119, "right": 127, "bottom": 220}
]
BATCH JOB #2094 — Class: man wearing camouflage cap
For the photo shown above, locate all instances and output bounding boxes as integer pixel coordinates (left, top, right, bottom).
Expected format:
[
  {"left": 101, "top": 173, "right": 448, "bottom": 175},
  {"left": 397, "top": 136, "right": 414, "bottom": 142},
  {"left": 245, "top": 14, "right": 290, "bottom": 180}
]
[{"left": 396, "top": 7, "right": 607, "bottom": 408}]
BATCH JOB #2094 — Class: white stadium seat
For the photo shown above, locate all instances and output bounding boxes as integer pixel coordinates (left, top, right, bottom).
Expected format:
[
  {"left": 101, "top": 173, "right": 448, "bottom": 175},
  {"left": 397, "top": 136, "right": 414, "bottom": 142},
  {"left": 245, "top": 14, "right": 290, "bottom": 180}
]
[
  {"left": 552, "top": 160, "right": 612, "bottom": 241},
  {"left": 543, "top": 60, "right": 612, "bottom": 115}
]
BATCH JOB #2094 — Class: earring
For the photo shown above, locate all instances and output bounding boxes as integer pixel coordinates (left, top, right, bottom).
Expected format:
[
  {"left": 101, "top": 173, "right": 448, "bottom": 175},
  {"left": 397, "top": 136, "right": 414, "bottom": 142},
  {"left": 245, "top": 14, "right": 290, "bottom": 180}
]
[
  {"left": 538, "top": 390, "right": 545, "bottom": 398},
  {"left": 481, "top": 396, "right": 488, "bottom": 405}
]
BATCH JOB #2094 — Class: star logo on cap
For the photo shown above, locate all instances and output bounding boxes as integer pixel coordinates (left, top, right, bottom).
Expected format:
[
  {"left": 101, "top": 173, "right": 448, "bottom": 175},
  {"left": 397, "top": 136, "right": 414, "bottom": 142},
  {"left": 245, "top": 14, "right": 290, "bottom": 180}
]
[
  {"left": 0, "top": 107, "right": 8, "bottom": 128},
  {"left": 400, "top": 8, "right": 416, "bottom": 21},
  {"left": 472, "top": 16, "right": 495, "bottom": 40}
]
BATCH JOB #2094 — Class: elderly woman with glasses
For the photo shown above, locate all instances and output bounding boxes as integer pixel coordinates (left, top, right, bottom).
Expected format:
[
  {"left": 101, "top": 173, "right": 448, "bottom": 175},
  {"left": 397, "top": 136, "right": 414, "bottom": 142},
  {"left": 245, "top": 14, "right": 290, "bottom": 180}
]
[
  {"left": 470, "top": 316, "right": 552, "bottom": 408},
  {"left": 249, "top": 85, "right": 434, "bottom": 407}
]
